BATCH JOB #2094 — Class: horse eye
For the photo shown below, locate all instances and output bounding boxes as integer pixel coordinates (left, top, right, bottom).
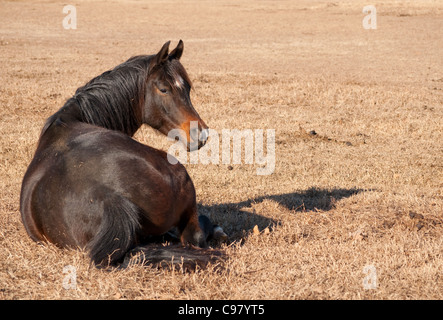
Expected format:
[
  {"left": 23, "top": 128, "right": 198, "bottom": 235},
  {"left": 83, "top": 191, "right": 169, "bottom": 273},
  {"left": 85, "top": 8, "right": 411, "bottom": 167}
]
[{"left": 159, "top": 88, "right": 168, "bottom": 94}]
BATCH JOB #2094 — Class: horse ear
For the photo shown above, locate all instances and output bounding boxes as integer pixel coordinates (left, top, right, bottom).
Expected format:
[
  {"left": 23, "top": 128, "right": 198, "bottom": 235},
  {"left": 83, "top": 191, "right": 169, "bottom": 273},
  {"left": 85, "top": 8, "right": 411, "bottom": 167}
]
[
  {"left": 154, "top": 41, "right": 171, "bottom": 65},
  {"left": 168, "top": 40, "right": 184, "bottom": 60}
]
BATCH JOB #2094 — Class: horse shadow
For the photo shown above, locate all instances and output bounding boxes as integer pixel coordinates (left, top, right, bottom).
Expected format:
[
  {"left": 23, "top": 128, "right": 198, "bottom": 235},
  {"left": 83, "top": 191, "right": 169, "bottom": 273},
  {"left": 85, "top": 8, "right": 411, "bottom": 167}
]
[{"left": 198, "top": 187, "right": 365, "bottom": 243}]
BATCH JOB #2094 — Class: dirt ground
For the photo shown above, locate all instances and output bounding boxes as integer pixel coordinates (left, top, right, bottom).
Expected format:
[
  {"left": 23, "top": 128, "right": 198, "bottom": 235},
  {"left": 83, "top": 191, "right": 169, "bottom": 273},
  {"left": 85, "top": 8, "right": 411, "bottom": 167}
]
[{"left": 0, "top": 0, "right": 442, "bottom": 300}]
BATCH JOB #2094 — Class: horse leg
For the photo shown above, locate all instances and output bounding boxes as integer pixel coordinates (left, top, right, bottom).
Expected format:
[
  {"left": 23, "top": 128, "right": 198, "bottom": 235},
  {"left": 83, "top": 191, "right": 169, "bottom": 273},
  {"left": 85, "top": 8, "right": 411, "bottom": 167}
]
[
  {"left": 199, "top": 215, "right": 228, "bottom": 242},
  {"left": 178, "top": 204, "right": 207, "bottom": 248},
  {"left": 198, "top": 215, "right": 214, "bottom": 240}
]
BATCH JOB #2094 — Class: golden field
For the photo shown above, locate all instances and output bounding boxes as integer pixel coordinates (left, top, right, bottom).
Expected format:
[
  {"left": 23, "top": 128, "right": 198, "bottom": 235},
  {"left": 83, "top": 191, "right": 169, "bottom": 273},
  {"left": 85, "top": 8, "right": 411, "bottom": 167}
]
[{"left": 0, "top": 0, "right": 442, "bottom": 299}]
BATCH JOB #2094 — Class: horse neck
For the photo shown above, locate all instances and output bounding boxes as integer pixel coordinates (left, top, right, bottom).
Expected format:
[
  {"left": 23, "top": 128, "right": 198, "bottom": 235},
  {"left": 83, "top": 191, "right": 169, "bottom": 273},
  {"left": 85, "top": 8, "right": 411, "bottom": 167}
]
[{"left": 69, "top": 61, "right": 148, "bottom": 136}]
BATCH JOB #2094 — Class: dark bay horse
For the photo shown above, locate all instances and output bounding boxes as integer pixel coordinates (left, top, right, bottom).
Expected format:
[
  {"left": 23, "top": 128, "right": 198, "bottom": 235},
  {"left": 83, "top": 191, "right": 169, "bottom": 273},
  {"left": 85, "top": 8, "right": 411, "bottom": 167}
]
[{"left": 20, "top": 40, "right": 223, "bottom": 268}]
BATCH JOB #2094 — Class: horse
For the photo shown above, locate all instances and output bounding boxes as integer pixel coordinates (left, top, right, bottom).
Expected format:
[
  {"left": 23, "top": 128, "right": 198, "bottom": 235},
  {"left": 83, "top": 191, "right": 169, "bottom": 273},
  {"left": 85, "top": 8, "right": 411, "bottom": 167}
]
[{"left": 20, "top": 40, "right": 225, "bottom": 268}]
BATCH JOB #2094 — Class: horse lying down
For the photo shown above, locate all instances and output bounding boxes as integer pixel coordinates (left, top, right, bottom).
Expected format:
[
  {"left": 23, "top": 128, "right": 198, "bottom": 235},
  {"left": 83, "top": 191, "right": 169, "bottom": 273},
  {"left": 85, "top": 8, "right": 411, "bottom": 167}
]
[{"left": 20, "top": 40, "right": 227, "bottom": 269}]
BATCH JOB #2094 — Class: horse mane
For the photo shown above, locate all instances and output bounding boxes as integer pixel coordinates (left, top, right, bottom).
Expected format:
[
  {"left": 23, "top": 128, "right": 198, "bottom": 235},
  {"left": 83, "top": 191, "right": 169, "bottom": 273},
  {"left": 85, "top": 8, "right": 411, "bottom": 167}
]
[
  {"left": 72, "top": 56, "right": 150, "bottom": 136},
  {"left": 40, "top": 54, "right": 192, "bottom": 138}
]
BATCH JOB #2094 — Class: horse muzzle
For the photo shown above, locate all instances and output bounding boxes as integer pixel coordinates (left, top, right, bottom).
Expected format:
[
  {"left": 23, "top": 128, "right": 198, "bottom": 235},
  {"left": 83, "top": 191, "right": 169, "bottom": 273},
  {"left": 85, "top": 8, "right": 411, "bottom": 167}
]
[{"left": 187, "top": 125, "right": 209, "bottom": 152}]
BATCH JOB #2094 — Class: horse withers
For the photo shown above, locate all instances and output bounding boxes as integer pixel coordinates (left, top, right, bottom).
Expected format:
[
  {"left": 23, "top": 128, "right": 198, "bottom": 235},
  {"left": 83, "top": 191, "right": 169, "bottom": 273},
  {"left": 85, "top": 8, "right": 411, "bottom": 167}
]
[{"left": 20, "top": 40, "right": 225, "bottom": 268}]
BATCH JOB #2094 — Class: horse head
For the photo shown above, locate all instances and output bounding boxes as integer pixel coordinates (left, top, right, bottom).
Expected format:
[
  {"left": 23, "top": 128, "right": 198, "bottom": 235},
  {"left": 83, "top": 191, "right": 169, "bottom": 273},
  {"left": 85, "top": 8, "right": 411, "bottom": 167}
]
[{"left": 143, "top": 40, "right": 208, "bottom": 151}]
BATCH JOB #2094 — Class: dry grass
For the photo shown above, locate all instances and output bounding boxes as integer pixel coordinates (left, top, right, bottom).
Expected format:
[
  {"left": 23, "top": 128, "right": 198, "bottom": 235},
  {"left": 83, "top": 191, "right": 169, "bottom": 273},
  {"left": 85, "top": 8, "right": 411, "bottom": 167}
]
[{"left": 0, "top": 0, "right": 442, "bottom": 300}]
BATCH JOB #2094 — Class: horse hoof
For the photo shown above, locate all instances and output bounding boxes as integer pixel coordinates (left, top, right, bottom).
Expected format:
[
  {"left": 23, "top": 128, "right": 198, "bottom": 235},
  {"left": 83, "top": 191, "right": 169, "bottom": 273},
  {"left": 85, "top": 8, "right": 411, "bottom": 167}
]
[{"left": 213, "top": 225, "right": 228, "bottom": 242}]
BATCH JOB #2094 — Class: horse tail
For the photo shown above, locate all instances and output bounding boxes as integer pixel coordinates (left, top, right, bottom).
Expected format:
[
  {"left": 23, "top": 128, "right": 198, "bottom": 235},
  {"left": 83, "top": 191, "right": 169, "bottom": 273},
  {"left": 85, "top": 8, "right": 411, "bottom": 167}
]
[
  {"left": 87, "top": 196, "right": 225, "bottom": 269},
  {"left": 120, "top": 243, "right": 225, "bottom": 271},
  {"left": 87, "top": 194, "right": 141, "bottom": 267},
  {"left": 119, "top": 215, "right": 226, "bottom": 271}
]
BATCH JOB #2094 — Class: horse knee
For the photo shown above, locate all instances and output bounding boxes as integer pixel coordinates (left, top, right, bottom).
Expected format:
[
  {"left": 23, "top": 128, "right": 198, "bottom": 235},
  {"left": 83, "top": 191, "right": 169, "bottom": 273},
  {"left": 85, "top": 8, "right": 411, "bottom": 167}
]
[{"left": 180, "top": 222, "right": 207, "bottom": 248}]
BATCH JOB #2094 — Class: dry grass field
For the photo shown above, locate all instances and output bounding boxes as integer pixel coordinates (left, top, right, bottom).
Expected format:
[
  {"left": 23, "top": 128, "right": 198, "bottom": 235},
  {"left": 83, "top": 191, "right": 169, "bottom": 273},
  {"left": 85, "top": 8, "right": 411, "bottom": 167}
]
[{"left": 1, "top": 0, "right": 442, "bottom": 300}]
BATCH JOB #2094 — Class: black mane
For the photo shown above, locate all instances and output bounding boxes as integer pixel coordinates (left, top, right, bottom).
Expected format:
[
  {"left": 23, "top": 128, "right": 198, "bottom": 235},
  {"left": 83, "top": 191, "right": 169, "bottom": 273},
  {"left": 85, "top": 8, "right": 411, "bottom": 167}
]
[
  {"left": 72, "top": 56, "right": 150, "bottom": 136},
  {"left": 41, "top": 54, "right": 192, "bottom": 138},
  {"left": 40, "top": 56, "right": 151, "bottom": 137}
]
